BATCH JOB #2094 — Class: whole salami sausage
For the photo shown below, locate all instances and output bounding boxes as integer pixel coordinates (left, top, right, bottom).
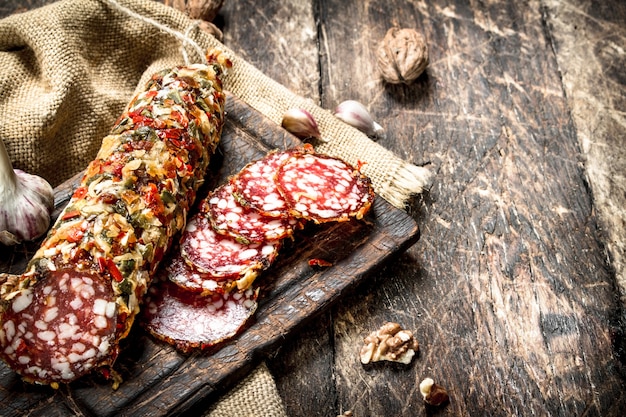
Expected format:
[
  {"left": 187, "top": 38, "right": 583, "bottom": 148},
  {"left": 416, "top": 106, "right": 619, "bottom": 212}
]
[{"left": 0, "top": 49, "right": 231, "bottom": 387}]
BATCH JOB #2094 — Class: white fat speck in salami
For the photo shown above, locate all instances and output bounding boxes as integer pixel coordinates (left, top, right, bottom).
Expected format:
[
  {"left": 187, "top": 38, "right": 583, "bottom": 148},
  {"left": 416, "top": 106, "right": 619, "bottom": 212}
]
[
  {"left": 180, "top": 215, "right": 280, "bottom": 284},
  {"left": 276, "top": 152, "right": 375, "bottom": 223},
  {"left": 230, "top": 149, "right": 300, "bottom": 217},
  {"left": 0, "top": 269, "right": 117, "bottom": 383},
  {"left": 141, "top": 273, "right": 258, "bottom": 353},
  {"left": 206, "top": 183, "right": 300, "bottom": 243}
]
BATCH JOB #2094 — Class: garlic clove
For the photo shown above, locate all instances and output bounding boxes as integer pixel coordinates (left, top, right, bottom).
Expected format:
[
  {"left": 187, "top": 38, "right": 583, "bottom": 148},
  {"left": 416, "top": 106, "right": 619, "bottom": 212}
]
[
  {"left": 0, "top": 231, "right": 20, "bottom": 246},
  {"left": 281, "top": 108, "right": 327, "bottom": 142},
  {"left": 371, "top": 121, "right": 385, "bottom": 138},
  {"left": 333, "top": 100, "right": 385, "bottom": 140}
]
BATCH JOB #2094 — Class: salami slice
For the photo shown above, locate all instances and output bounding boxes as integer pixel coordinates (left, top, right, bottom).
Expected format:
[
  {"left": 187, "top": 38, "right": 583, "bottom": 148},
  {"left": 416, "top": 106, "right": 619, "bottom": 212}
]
[
  {"left": 142, "top": 273, "right": 258, "bottom": 353},
  {"left": 205, "top": 183, "right": 300, "bottom": 243},
  {"left": 276, "top": 152, "right": 375, "bottom": 223},
  {"left": 230, "top": 148, "right": 302, "bottom": 217},
  {"left": 0, "top": 269, "right": 117, "bottom": 384},
  {"left": 179, "top": 215, "right": 280, "bottom": 291},
  {"left": 167, "top": 252, "right": 236, "bottom": 295}
]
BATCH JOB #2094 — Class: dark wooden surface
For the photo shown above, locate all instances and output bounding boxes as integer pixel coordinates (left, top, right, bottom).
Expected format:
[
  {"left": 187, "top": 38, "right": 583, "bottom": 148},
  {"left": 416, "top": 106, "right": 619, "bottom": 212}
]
[{"left": 2, "top": 1, "right": 626, "bottom": 416}]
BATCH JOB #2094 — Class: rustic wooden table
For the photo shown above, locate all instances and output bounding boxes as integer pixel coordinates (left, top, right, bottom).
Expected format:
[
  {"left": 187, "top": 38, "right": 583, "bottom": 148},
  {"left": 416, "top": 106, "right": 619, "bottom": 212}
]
[{"left": 2, "top": 0, "right": 626, "bottom": 416}]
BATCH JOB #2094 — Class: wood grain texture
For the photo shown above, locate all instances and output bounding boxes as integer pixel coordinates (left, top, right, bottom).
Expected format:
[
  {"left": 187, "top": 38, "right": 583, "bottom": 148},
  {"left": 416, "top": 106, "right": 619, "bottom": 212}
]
[
  {"left": 2, "top": 0, "right": 626, "bottom": 416},
  {"left": 220, "top": 0, "right": 320, "bottom": 102},
  {"left": 215, "top": 0, "right": 626, "bottom": 416},
  {"left": 544, "top": 0, "right": 626, "bottom": 306}
]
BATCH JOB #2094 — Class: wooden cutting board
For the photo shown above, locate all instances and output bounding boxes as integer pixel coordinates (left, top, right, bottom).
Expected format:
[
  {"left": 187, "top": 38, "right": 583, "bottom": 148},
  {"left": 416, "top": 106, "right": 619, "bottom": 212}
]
[{"left": 0, "top": 94, "right": 420, "bottom": 416}]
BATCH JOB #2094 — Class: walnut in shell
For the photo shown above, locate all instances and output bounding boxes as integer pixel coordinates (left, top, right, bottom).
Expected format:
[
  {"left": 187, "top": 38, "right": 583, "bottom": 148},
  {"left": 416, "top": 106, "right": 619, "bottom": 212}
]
[
  {"left": 359, "top": 322, "right": 419, "bottom": 365},
  {"left": 376, "top": 28, "right": 429, "bottom": 84},
  {"left": 198, "top": 20, "right": 223, "bottom": 42},
  {"left": 165, "top": 0, "right": 224, "bottom": 22}
]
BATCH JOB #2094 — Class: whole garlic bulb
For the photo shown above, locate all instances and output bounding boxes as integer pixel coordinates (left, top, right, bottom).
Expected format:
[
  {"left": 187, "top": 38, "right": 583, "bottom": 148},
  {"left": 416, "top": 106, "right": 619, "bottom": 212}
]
[
  {"left": 376, "top": 27, "right": 429, "bottom": 84},
  {"left": 0, "top": 139, "right": 54, "bottom": 246}
]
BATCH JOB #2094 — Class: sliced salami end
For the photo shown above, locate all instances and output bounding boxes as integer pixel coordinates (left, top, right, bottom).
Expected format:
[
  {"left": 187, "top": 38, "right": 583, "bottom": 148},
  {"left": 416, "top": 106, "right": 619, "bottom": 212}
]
[
  {"left": 0, "top": 269, "right": 117, "bottom": 384},
  {"left": 142, "top": 274, "right": 258, "bottom": 353},
  {"left": 179, "top": 215, "right": 280, "bottom": 288},
  {"left": 205, "top": 183, "right": 300, "bottom": 243},
  {"left": 276, "top": 153, "right": 375, "bottom": 223},
  {"left": 230, "top": 148, "right": 302, "bottom": 217}
]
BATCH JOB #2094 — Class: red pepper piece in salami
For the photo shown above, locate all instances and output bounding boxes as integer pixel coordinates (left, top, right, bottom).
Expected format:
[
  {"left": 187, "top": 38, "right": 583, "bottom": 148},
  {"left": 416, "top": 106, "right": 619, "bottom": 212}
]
[
  {"left": 276, "top": 152, "right": 375, "bottom": 223},
  {"left": 205, "top": 182, "right": 300, "bottom": 244},
  {"left": 230, "top": 148, "right": 303, "bottom": 217},
  {"left": 142, "top": 273, "right": 258, "bottom": 353},
  {"left": 179, "top": 215, "right": 280, "bottom": 292},
  {"left": 308, "top": 258, "right": 333, "bottom": 268},
  {"left": 0, "top": 269, "right": 117, "bottom": 385},
  {"left": 167, "top": 252, "right": 236, "bottom": 295}
]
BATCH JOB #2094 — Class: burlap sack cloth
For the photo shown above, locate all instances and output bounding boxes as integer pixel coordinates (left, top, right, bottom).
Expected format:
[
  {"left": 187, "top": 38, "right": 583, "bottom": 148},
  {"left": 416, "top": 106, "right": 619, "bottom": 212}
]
[{"left": 0, "top": 0, "right": 431, "bottom": 415}]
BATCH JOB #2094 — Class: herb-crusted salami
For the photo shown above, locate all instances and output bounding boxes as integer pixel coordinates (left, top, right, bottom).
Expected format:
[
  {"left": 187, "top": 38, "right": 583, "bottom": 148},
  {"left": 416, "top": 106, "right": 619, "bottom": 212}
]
[
  {"left": 276, "top": 152, "right": 375, "bottom": 223},
  {"left": 0, "top": 49, "right": 231, "bottom": 386},
  {"left": 142, "top": 272, "right": 258, "bottom": 353}
]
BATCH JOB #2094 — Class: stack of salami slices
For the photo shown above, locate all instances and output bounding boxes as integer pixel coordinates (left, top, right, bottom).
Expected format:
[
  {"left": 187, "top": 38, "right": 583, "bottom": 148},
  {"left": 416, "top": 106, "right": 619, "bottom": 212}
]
[{"left": 142, "top": 145, "right": 375, "bottom": 352}]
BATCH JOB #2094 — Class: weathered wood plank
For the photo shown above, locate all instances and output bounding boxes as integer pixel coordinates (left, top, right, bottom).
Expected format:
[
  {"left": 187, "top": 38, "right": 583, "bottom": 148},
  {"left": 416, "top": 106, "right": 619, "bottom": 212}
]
[
  {"left": 543, "top": 0, "right": 626, "bottom": 303},
  {"left": 221, "top": 0, "right": 320, "bottom": 102},
  {"left": 256, "top": 0, "right": 626, "bottom": 416}
]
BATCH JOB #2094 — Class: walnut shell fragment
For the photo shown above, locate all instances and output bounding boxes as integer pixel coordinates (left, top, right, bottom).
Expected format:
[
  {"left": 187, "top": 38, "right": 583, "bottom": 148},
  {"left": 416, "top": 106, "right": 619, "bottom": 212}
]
[
  {"left": 376, "top": 28, "right": 429, "bottom": 84},
  {"left": 419, "top": 377, "right": 450, "bottom": 406},
  {"left": 359, "top": 322, "right": 419, "bottom": 365}
]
